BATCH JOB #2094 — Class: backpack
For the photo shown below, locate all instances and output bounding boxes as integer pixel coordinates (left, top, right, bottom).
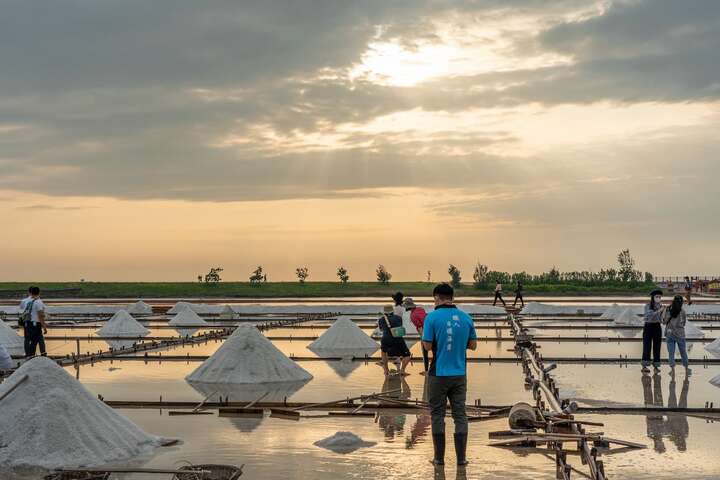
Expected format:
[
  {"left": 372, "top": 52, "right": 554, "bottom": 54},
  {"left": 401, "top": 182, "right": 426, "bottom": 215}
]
[{"left": 19, "top": 299, "right": 36, "bottom": 327}]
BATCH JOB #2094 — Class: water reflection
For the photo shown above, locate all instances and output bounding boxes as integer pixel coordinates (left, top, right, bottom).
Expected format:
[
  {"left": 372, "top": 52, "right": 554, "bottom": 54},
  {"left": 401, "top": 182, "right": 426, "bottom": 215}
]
[
  {"left": 377, "top": 375, "right": 411, "bottom": 441},
  {"left": 407, "top": 378, "right": 431, "bottom": 449},
  {"left": 641, "top": 372, "right": 690, "bottom": 453},
  {"left": 187, "top": 379, "right": 309, "bottom": 403}
]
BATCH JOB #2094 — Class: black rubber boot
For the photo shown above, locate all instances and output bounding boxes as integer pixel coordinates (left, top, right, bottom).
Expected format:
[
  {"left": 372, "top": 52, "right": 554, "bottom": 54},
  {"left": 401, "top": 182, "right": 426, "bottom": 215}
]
[
  {"left": 431, "top": 433, "right": 445, "bottom": 465},
  {"left": 454, "top": 433, "right": 469, "bottom": 466}
]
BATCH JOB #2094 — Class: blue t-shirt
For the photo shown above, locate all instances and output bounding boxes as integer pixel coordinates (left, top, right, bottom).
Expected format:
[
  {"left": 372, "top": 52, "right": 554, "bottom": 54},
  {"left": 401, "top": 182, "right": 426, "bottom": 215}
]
[{"left": 422, "top": 305, "right": 477, "bottom": 377}]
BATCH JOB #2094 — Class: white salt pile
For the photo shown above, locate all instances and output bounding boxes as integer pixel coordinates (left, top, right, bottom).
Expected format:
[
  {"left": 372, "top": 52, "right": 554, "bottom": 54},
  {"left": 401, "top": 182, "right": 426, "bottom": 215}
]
[
  {"left": 600, "top": 304, "right": 624, "bottom": 320},
  {"left": 705, "top": 337, "right": 720, "bottom": 355},
  {"left": 96, "top": 310, "right": 150, "bottom": 337},
  {"left": 710, "top": 374, "right": 720, "bottom": 388},
  {"left": 0, "top": 320, "right": 25, "bottom": 355},
  {"left": 219, "top": 304, "right": 236, "bottom": 320},
  {"left": 167, "top": 301, "right": 193, "bottom": 314},
  {"left": 313, "top": 431, "right": 376, "bottom": 454},
  {"left": 0, "top": 357, "right": 165, "bottom": 470},
  {"left": 169, "top": 308, "right": 209, "bottom": 327},
  {"left": 126, "top": 300, "right": 153, "bottom": 315},
  {"left": 167, "top": 302, "right": 221, "bottom": 315},
  {"left": 186, "top": 324, "right": 312, "bottom": 384},
  {"left": 308, "top": 317, "right": 378, "bottom": 354},
  {"left": 684, "top": 320, "right": 704, "bottom": 338},
  {"left": 188, "top": 380, "right": 308, "bottom": 403},
  {"left": 613, "top": 308, "right": 644, "bottom": 326}
]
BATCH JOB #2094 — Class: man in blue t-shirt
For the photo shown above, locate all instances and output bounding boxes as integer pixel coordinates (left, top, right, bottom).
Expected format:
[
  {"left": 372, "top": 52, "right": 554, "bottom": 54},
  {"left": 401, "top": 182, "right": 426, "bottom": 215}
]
[{"left": 422, "top": 283, "right": 477, "bottom": 467}]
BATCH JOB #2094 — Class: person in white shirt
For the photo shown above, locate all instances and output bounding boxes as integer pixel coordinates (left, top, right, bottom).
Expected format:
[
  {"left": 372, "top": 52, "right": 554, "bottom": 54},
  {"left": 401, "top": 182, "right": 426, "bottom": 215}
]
[{"left": 18, "top": 286, "right": 48, "bottom": 357}]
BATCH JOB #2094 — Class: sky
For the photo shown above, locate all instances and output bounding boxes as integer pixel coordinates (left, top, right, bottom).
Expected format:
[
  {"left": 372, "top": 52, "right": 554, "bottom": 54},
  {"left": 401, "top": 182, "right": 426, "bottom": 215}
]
[{"left": 1, "top": 0, "right": 719, "bottom": 282}]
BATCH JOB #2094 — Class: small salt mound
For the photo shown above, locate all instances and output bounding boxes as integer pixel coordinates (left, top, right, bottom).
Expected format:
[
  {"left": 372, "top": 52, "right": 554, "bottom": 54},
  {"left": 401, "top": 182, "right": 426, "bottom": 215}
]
[
  {"left": 710, "top": 374, "right": 720, "bottom": 388},
  {"left": 613, "top": 308, "right": 644, "bottom": 326},
  {"left": 600, "top": 304, "right": 624, "bottom": 320},
  {"left": 313, "top": 431, "right": 376, "bottom": 454},
  {"left": 186, "top": 324, "right": 312, "bottom": 384},
  {"left": 96, "top": 310, "right": 150, "bottom": 337},
  {"left": 167, "top": 301, "right": 193, "bottom": 314},
  {"left": 219, "top": 305, "right": 236, "bottom": 320},
  {"left": 126, "top": 300, "right": 153, "bottom": 315},
  {"left": 169, "top": 309, "right": 209, "bottom": 327},
  {"left": 308, "top": 317, "right": 378, "bottom": 354},
  {"left": 167, "top": 302, "right": 221, "bottom": 314},
  {"left": 0, "top": 320, "right": 25, "bottom": 355},
  {"left": 705, "top": 337, "right": 720, "bottom": 355},
  {"left": 684, "top": 320, "right": 704, "bottom": 338},
  {"left": 0, "top": 357, "right": 164, "bottom": 470}
]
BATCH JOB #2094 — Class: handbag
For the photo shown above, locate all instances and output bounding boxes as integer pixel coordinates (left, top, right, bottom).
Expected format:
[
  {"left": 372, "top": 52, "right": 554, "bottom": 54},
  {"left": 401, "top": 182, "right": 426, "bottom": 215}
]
[
  {"left": 383, "top": 314, "right": 406, "bottom": 338},
  {"left": 19, "top": 299, "right": 36, "bottom": 327}
]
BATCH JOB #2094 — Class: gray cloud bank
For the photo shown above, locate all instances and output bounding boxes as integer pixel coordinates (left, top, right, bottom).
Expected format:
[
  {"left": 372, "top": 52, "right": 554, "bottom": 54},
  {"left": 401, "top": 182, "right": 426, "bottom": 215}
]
[{"left": 0, "top": 0, "right": 718, "bottom": 214}]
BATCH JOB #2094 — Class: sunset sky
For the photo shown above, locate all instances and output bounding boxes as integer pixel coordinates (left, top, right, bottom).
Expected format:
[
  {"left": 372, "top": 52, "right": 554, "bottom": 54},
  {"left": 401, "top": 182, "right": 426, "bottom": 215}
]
[{"left": 1, "top": 0, "right": 719, "bottom": 281}]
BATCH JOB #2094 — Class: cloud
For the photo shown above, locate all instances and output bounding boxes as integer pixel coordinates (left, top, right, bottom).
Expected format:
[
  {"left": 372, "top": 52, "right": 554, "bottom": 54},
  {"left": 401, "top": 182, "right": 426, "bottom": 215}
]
[{"left": 15, "top": 204, "right": 94, "bottom": 211}]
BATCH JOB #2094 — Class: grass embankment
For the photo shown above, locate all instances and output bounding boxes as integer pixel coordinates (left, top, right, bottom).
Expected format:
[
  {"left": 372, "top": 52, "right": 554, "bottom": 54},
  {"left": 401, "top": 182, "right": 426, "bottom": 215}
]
[{"left": 0, "top": 281, "right": 657, "bottom": 299}]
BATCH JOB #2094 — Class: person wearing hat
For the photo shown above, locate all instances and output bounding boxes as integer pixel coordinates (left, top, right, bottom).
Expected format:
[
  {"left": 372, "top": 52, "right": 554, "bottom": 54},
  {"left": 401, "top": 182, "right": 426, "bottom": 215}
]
[
  {"left": 378, "top": 304, "right": 411, "bottom": 377},
  {"left": 642, "top": 289, "right": 666, "bottom": 373},
  {"left": 404, "top": 297, "right": 429, "bottom": 374}
]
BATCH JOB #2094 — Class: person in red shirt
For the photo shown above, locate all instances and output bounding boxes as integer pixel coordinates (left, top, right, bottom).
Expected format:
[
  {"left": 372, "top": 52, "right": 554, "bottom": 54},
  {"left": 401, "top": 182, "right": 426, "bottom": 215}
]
[{"left": 404, "top": 297, "right": 429, "bottom": 374}]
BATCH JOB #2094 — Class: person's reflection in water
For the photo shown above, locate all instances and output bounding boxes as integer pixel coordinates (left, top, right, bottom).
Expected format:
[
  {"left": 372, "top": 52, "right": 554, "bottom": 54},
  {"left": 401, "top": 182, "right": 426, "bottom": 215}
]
[
  {"left": 407, "top": 376, "right": 431, "bottom": 448},
  {"left": 666, "top": 375, "right": 690, "bottom": 452},
  {"left": 378, "top": 374, "right": 411, "bottom": 441},
  {"left": 642, "top": 372, "right": 666, "bottom": 453}
]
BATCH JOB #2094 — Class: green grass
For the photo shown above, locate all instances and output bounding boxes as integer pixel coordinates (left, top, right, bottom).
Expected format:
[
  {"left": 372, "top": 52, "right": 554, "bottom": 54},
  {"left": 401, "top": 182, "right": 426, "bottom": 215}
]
[{"left": 0, "top": 281, "right": 657, "bottom": 298}]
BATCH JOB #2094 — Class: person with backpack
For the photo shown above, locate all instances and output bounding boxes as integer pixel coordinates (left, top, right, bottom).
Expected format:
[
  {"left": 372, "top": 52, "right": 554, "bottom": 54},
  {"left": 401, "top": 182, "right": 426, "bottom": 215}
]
[
  {"left": 18, "top": 286, "right": 48, "bottom": 357},
  {"left": 422, "top": 283, "right": 477, "bottom": 467},
  {"left": 378, "top": 305, "right": 411, "bottom": 377},
  {"left": 663, "top": 295, "right": 691, "bottom": 376}
]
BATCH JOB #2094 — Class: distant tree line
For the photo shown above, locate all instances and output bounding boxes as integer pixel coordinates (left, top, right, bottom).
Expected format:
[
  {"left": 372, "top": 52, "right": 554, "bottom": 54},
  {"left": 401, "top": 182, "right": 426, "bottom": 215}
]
[{"left": 198, "top": 249, "right": 654, "bottom": 286}]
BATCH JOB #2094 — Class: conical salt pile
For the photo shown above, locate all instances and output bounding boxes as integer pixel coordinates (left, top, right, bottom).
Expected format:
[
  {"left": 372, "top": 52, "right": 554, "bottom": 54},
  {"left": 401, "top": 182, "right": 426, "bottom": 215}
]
[
  {"left": 705, "top": 337, "right": 720, "bottom": 355},
  {"left": 684, "top": 320, "right": 704, "bottom": 338},
  {"left": 169, "top": 308, "right": 209, "bottom": 327},
  {"left": 308, "top": 317, "right": 378, "bottom": 353},
  {"left": 126, "top": 300, "right": 153, "bottom": 315},
  {"left": 613, "top": 308, "right": 643, "bottom": 326},
  {"left": 0, "top": 320, "right": 25, "bottom": 355},
  {"left": 0, "top": 357, "right": 164, "bottom": 469},
  {"left": 167, "top": 301, "right": 193, "bottom": 314},
  {"left": 186, "top": 324, "right": 312, "bottom": 384},
  {"left": 96, "top": 310, "right": 150, "bottom": 337},
  {"left": 600, "top": 304, "right": 624, "bottom": 320},
  {"left": 219, "top": 304, "right": 236, "bottom": 320}
]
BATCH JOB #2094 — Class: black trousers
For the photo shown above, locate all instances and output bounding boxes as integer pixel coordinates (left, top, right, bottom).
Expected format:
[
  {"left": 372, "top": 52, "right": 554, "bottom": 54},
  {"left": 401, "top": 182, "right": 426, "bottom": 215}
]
[
  {"left": 421, "top": 343, "right": 429, "bottom": 371},
  {"left": 642, "top": 322, "right": 662, "bottom": 367},
  {"left": 493, "top": 291, "right": 506, "bottom": 306},
  {"left": 513, "top": 293, "right": 524, "bottom": 307},
  {"left": 24, "top": 323, "right": 46, "bottom": 357},
  {"left": 427, "top": 375, "right": 468, "bottom": 435}
]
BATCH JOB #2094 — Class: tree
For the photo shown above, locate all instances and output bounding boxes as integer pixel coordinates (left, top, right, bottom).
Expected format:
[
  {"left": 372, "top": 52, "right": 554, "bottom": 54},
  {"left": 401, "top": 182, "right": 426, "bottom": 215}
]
[
  {"left": 376, "top": 264, "right": 392, "bottom": 284},
  {"left": 617, "top": 249, "right": 641, "bottom": 282},
  {"left": 249, "top": 266, "right": 264, "bottom": 285},
  {"left": 197, "top": 275, "right": 202, "bottom": 283},
  {"left": 337, "top": 266, "right": 350, "bottom": 284},
  {"left": 448, "top": 264, "right": 462, "bottom": 287},
  {"left": 644, "top": 272, "right": 654, "bottom": 283},
  {"left": 472, "top": 262, "right": 488, "bottom": 288},
  {"left": 296, "top": 266, "right": 309, "bottom": 284},
  {"left": 204, "top": 267, "right": 223, "bottom": 284}
]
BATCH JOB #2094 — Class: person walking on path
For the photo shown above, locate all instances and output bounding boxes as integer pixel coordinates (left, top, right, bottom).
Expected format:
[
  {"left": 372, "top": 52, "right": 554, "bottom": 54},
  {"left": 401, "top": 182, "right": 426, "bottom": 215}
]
[
  {"left": 663, "top": 295, "right": 691, "bottom": 376},
  {"left": 684, "top": 276, "right": 693, "bottom": 305},
  {"left": 492, "top": 282, "right": 506, "bottom": 307},
  {"left": 512, "top": 281, "right": 524, "bottom": 308},
  {"left": 404, "top": 297, "right": 429, "bottom": 374},
  {"left": 642, "top": 289, "right": 665, "bottom": 373},
  {"left": 422, "top": 283, "right": 477, "bottom": 467},
  {"left": 19, "top": 286, "right": 48, "bottom": 357},
  {"left": 378, "top": 305, "right": 411, "bottom": 377}
]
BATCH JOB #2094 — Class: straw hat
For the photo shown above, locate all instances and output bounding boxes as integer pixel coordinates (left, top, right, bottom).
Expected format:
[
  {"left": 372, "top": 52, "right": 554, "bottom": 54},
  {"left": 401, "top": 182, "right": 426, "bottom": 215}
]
[
  {"left": 382, "top": 305, "right": 394, "bottom": 314},
  {"left": 403, "top": 297, "right": 417, "bottom": 309}
]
